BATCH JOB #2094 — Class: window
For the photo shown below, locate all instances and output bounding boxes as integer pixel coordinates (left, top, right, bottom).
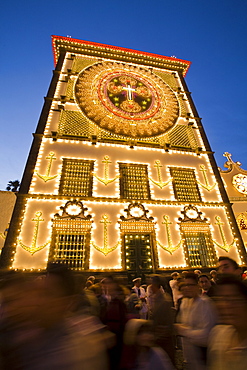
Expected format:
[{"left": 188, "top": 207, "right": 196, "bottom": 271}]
[
  {"left": 119, "top": 163, "right": 150, "bottom": 200},
  {"left": 183, "top": 232, "right": 216, "bottom": 267},
  {"left": 59, "top": 159, "right": 94, "bottom": 196},
  {"left": 179, "top": 214, "right": 217, "bottom": 268},
  {"left": 49, "top": 214, "right": 92, "bottom": 271},
  {"left": 53, "top": 233, "right": 85, "bottom": 269},
  {"left": 170, "top": 167, "right": 201, "bottom": 202}
]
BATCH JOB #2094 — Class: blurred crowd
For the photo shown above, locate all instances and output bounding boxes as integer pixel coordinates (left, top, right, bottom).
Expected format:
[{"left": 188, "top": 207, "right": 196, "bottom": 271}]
[{"left": 0, "top": 256, "right": 247, "bottom": 370}]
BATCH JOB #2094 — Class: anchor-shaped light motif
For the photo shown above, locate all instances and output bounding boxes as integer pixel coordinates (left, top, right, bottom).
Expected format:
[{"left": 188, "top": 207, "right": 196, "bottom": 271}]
[
  {"left": 0, "top": 224, "right": 8, "bottom": 240},
  {"left": 18, "top": 211, "right": 50, "bottom": 255},
  {"left": 157, "top": 215, "right": 182, "bottom": 254},
  {"left": 93, "top": 156, "right": 119, "bottom": 186},
  {"left": 197, "top": 164, "right": 217, "bottom": 191},
  {"left": 149, "top": 160, "right": 172, "bottom": 189},
  {"left": 91, "top": 214, "right": 120, "bottom": 256},
  {"left": 36, "top": 152, "right": 58, "bottom": 182},
  {"left": 213, "top": 215, "right": 236, "bottom": 252}
]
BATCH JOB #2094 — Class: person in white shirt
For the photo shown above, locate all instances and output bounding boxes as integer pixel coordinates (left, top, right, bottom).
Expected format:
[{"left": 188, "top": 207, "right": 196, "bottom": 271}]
[
  {"left": 208, "top": 276, "right": 247, "bottom": 370},
  {"left": 132, "top": 278, "right": 148, "bottom": 319},
  {"left": 169, "top": 272, "right": 183, "bottom": 309},
  {"left": 174, "top": 273, "right": 216, "bottom": 370}
]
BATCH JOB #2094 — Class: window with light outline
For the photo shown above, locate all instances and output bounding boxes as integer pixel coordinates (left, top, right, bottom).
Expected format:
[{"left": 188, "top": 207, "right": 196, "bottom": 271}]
[
  {"left": 180, "top": 222, "right": 217, "bottom": 268},
  {"left": 119, "top": 163, "right": 151, "bottom": 200},
  {"left": 170, "top": 167, "right": 201, "bottom": 202},
  {"left": 59, "top": 158, "right": 94, "bottom": 196}
]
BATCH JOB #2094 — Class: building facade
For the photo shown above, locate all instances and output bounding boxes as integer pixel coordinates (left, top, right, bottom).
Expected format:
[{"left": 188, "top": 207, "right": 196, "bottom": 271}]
[
  {"left": 1, "top": 36, "right": 246, "bottom": 273},
  {"left": 219, "top": 152, "right": 247, "bottom": 255},
  {"left": 0, "top": 191, "right": 17, "bottom": 252}
]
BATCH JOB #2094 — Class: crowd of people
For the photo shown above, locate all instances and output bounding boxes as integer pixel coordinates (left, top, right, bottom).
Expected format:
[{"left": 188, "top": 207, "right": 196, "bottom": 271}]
[{"left": 0, "top": 256, "right": 247, "bottom": 369}]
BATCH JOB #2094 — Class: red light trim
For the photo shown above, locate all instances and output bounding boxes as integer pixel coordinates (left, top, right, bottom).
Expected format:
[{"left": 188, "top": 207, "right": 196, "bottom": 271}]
[{"left": 51, "top": 35, "right": 191, "bottom": 75}]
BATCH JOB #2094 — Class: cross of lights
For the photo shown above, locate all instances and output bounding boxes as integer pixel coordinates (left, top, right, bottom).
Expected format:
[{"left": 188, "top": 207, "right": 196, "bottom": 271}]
[{"left": 122, "top": 83, "right": 136, "bottom": 101}]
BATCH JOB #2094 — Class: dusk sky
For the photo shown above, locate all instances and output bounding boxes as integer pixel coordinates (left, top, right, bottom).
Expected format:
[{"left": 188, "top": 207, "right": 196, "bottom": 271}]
[{"left": 1, "top": 0, "right": 246, "bottom": 190}]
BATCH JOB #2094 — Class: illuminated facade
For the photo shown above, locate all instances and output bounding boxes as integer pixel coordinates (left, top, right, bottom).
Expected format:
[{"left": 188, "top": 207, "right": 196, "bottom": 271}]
[
  {"left": 219, "top": 152, "right": 247, "bottom": 255},
  {"left": 1, "top": 36, "right": 246, "bottom": 273},
  {"left": 0, "top": 191, "right": 16, "bottom": 251}
]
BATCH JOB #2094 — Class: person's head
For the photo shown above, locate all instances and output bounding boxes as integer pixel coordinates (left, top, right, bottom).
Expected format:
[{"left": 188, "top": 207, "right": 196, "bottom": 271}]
[
  {"left": 213, "top": 276, "right": 247, "bottom": 331},
  {"left": 198, "top": 274, "right": 211, "bottom": 292},
  {"left": 181, "top": 271, "right": 189, "bottom": 278},
  {"left": 217, "top": 256, "right": 242, "bottom": 277},
  {"left": 133, "top": 278, "right": 141, "bottom": 287},
  {"left": 151, "top": 275, "right": 161, "bottom": 293},
  {"left": 194, "top": 269, "right": 202, "bottom": 276},
  {"left": 101, "top": 276, "right": 124, "bottom": 299},
  {"left": 183, "top": 273, "right": 200, "bottom": 298},
  {"left": 101, "top": 276, "right": 114, "bottom": 292},
  {"left": 171, "top": 272, "right": 179, "bottom": 280},
  {"left": 87, "top": 276, "right": 95, "bottom": 283},
  {"left": 210, "top": 270, "right": 217, "bottom": 280}
]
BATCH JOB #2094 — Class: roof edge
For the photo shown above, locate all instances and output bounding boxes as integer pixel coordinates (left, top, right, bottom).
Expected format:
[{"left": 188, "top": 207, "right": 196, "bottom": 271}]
[{"left": 51, "top": 35, "right": 191, "bottom": 76}]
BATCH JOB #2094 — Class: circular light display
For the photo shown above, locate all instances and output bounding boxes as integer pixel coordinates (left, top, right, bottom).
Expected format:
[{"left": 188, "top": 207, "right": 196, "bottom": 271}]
[
  {"left": 185, "top": 209, "right": 198, "bottom": 219},
  {"left": 129, "top": 205, "right": 145, "bottom": 218},
  {"left": 232, "top": 174, "right": 247, "bottom": 195},
  {"left": 75, "top": 62, "right": 180, "bottom": 138},
  {"left": 98, "top": 73, "right": 159, "bottom": 120},
  {"left": 65, "top": 203, "right": 83, "bottom": 216}
]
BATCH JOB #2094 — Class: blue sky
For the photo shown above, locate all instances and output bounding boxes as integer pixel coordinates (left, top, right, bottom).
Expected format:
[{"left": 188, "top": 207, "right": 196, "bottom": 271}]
[{"left": 1, "top": 0, "right": 246, "bottom": 190}]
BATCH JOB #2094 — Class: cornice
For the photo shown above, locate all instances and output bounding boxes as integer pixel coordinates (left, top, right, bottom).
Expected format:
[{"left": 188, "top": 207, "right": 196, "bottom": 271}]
[{"left": 51, "top": 35, "right": 191, "bottom": 76}]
